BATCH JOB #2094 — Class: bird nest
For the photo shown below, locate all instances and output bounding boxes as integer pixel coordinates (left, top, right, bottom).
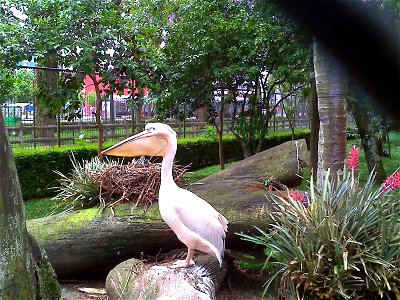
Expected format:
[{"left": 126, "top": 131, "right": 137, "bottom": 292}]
[
  {"left": 92, "top": 158, "right": 188, "bottom": 210},
  {"left": 52, "top": 155, "right": 188, "bottom": 211}
]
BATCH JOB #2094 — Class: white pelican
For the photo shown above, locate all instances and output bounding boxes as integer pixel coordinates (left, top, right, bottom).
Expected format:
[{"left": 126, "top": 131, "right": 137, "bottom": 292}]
[{"left": 102, "top": 123, "right": 228, "bottom": 268}]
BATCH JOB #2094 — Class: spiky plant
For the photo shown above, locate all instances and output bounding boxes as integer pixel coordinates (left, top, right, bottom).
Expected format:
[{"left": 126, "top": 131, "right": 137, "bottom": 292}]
[
  {"left": 51, "top": 154, "right": 120, "bottom": 210},
  {"left": 239, "top": 164, "right": 400, "bottom": 299}
]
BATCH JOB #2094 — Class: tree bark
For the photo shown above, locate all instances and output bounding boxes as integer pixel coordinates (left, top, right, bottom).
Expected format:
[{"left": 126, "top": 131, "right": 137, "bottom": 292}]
[
  {"left": 309, "top": 72, "right": 320, "bottom": 176},
  {"left": 215, "top": 89, "right": 225, "bottom": 170},
  {"left": 26, "top": 197, "right": 266, "bottom": 279},
  {"left": 198, "top": 139, "right": 309, "bottom": 188},
  {"left": 90, "top": 74, "right": 105, "bottom": 157},
  {"left": 350, "top": 100, "right": 386, "bottom": 183},
  {"left": 105, "top": 251, "right": 227, "bottom": 300},
  {"left": 34, "top": 62, "right": 58, "bottom": 146},
  {"left": 0, "top": 110, "right": 60, "bottom": 299},
  {"left": 313, "top": 39, "right": 348, "bottom": 189},
  {"left": 26, "top": 139, "right": 308, "bottom": 279}
]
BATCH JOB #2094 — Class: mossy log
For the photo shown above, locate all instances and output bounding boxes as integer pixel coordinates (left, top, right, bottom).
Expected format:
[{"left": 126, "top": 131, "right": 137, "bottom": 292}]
[
  {"left": 27, "top": 194, "right": 270, "bottom": 279},
  {"left": 105, "top": 250, "right": 227, "bottom": 300},
  {"left": 196, "top": 139, "right": 309, "bottom": 188},
  {"left": 26, "top": 139, "right": 307, "bottom": 279}
]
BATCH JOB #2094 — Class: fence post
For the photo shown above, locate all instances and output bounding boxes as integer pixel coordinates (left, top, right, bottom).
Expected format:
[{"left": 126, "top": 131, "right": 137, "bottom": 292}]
[
  {"left": 124, "top": 119, "right": 130, "bottom": 137},
  {"left": 18, "top": 122, "right": 24, "bottom": 148},
  {"left": 177, "top": 123, "right": 182, "bottom": 138}
]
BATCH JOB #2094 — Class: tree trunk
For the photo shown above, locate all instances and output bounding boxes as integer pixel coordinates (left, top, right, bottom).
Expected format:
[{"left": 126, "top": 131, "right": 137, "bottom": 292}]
[
  {"left": 0, "top": 110, "right": 60, "bottom": 299},
  {"left": 309, "top": 73, "right": 320, "bottom": 176},
  {"left": 216, "top": 90, "right": 225, "bottom": 170},
  {"left": 350, "top": 100, "right": 386, "bottom": 183},
  {"left": 313, "top": 39, "right": 348, "bottom": 189},
  {"left": 27, "top": 197, "right": 266, "bottom": 279},
  {"left": 26, "top": 139, "right": 308, "bottom": 279},
  {"left": 91, "top": 75, "right": 105, "bottom": 157},
  {"left": 34, "top": 63, "right": 58, "bottom": 146},
  {"left": 105, "top": 252, "right": 227, "bottom": 300}
]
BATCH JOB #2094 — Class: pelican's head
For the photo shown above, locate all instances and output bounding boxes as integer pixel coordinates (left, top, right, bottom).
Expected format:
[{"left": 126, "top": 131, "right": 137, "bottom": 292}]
[{"left": 101, "top": 123, "right": 177, "bottom": 158}]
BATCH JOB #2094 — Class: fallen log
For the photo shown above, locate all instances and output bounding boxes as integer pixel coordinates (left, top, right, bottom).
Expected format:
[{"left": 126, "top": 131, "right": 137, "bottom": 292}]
[
  {"left": 194, "top": 139, "right": 309, "bottom": 188},
  {"left": 27, "top": 139, "right": 307, "bottom": 279},
  {"left": 27, "top": 193, "right": 269, "bottom": 279}
]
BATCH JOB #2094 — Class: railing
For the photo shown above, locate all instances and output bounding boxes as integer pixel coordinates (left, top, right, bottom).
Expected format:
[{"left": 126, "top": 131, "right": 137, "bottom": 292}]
[{"left": 6, "top": 118, "right": 310, "bottom": 149}]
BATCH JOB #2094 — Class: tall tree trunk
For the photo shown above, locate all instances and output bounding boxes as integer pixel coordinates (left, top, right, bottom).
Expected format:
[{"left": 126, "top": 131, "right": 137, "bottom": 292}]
[
  {"left": 349, "top": 99, "right": 386, "bottom": 183},
  {"left": 313, "top": 39, "right": 348, "bottom": 189},
  {"left": 34, "top": 62, "right": 58, "bottom": 146},
  {"left": 309, "top": 73, "right": 320, "bottom": 176},
  {"left": 91, "top": 75, "right": 105, "bottom": 157},
  {"left": 217, "top": 101, "right": 225, "bottom": 170},
  {"left": 214, "top": 88, "right": 226, "bottom": 170},
  {"left": 197, "top": 105, "right": 208, "bottom": 128},
  {"left": 0, "top": 111, "right": 60, "bottom": 299}
]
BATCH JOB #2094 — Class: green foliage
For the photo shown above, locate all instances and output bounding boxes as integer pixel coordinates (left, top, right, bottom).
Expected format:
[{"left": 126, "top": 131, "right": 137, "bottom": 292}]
[
  {"left": 8, "top": 69, "right": 35, "bottom": 103},
  {"left": 239, "top": 168, "right": 400, "bottom": 299},
  {"left": 202, "top": 124, "right": 217, "bottom": 139},
  {"left": 156, "top": 0, "right": 311, "bottom": 155},
  {"left": 51, "top": 155, "right": 120, "bottom": 210},
  {"left": 14, "top": 129, "right": 310, "bottom": 199}
]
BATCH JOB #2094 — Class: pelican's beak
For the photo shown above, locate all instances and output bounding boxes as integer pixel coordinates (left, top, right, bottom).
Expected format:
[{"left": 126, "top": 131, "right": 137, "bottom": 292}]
[{"left": 101, "top": 130, "right": 168, "bottom": 157}]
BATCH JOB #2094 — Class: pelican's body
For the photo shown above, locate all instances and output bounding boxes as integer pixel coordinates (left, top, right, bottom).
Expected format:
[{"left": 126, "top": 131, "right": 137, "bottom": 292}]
[{"left": 102, "top": 123, "right": 228, "bottom": 267}]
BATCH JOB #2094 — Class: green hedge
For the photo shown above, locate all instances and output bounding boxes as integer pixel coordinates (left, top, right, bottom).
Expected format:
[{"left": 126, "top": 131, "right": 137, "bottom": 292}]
[{"left": 14, "top": 129, "right": 310, "bottom": 200}]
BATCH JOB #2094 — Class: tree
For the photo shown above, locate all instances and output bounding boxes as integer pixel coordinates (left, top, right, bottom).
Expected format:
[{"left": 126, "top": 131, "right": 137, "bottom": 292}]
[
  {"left": 6, "top": 0, "right": 158, "bottom": 154},
  {"left": 0, "top": 110, "right": 60, "bottom": 299},
  {"left": 0, "top": 4, "right": 26, "bottom": 103},
  {"left": 8, "top": 69, "right": 35, "bottom": 103},
  {"left": 156, "top": 0, "right": 311, "bottom": 162},
  {"left": 313, "top": 39, "right": 348, "bottom": 188}
]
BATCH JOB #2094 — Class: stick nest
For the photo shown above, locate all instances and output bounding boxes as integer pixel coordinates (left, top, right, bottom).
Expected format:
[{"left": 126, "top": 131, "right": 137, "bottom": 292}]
[{"left": 92, "top": 158, "right": 188, "bottom": 210}]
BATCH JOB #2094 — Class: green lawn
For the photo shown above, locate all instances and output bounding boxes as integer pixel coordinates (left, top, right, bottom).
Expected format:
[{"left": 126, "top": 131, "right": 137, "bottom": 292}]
[{"left": 24, "top": 131, "right": 400, "bottom": 220}]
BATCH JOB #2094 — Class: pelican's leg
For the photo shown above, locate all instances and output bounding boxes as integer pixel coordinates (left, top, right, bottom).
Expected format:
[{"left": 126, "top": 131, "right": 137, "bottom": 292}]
[{"left": 170, "top": 249, "right": 195, "bottom": 268}]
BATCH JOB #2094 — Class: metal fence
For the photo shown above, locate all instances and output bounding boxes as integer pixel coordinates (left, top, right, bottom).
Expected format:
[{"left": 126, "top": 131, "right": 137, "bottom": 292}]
[
  {"left": 4, "top": 65, "right": 310, "bottom": 149},
  {"left": 5, "top": 118, "right": 310, "bottom": 149}
]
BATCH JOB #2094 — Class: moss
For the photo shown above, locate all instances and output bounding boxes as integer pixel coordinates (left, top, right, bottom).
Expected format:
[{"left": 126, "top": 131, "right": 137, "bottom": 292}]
[
  {"left": 27, "top": 208, "right": 102, "bottom": 244},
  {"left": 35, "top": 250, "right": 60, "bottom": 300}
]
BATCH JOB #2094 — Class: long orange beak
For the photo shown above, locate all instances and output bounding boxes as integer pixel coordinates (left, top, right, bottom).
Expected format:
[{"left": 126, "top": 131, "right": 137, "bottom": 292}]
[{"left": 101, "top": 130, "right": 168, "bottom": 157}]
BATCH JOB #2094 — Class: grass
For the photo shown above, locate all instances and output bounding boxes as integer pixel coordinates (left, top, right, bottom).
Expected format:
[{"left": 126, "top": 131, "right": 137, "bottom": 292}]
[
  {"left": 182, "top": 161, "right": 235, "bottom": 183},
  {"left": 25, "top": 198, "right": 63, "bottom": 220},
  {"left": 298, "top": 131, "right": 400, "bottom": 190},
  {"left": 24, "top": 131, "right": 400, "bottom": 220}
]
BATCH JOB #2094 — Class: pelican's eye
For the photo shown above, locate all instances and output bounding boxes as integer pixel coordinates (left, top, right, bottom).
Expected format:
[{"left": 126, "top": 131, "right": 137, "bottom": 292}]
[{"left": 149, "top": 126, "right": 156, "bottom": 133}]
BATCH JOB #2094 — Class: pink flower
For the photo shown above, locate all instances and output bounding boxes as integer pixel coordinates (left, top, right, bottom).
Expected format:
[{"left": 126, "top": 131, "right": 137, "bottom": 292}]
[
  {"left": 290, "top": 190, "right": 305, "bottom": 203},
  {"left": 381, "top": 171, "right": 400, "bottom": 194},
  {"left": 347, "top": 145, "right": 360, "bottom": 172}
]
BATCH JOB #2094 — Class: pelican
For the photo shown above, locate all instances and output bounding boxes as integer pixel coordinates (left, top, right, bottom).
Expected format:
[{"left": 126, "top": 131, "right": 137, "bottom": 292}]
[{"left": 102, "top": 123, "right": 228, "bottom": 268}]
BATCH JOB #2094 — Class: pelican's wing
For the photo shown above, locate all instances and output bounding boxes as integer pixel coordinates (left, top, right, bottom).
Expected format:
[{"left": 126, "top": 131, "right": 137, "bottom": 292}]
[{"left": 173, "top": 188, "right": 228, "bottom": 257}]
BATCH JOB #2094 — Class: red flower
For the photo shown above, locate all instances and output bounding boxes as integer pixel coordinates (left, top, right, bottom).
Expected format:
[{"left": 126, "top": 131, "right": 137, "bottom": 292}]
[
  {"left": 290, "top": 190, "right": 305, "bottom": 203},
  {"left": 347, "top": 145, "right": 360, "bottom": 171},
  {"left": 381, "top": 171, "right": 400, "bottom": 194}
]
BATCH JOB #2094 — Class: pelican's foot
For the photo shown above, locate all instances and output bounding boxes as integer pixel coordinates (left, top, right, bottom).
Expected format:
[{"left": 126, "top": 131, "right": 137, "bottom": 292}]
[{"left": 169, "top": 259, "right": 195, "bottom": 269}]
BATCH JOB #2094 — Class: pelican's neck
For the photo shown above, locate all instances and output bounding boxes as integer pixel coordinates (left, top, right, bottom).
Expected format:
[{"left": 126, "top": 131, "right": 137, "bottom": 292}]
[{"left": 161, "top": 137, "right": 177, "bottom": 186}]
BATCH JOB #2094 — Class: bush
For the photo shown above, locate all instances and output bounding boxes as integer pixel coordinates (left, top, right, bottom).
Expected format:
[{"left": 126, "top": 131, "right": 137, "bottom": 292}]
[
  {"left": 14, "top": 145, "right": 99, "bottom": 199},
  {"left": 240, "top": 166, "right": 400, "bottom": 299},
  {"left": 14, "top": 129, "right": 310, "bottom": 199}
]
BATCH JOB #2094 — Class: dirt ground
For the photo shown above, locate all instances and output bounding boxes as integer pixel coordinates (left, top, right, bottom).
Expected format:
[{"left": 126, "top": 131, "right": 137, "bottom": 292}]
[{"left": 60, "top": 265, "right": 275, "bottom": 300}]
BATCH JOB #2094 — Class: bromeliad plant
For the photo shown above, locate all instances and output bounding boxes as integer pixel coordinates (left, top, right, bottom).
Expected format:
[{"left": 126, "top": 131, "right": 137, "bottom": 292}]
[{"left": 239, "top": 147, "right": 400, "bottom": 299}]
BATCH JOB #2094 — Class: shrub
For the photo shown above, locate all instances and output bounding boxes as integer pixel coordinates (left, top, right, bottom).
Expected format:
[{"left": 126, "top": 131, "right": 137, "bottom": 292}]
[
  {"left": 240, "top": 161, "right": 400, "bottom": 298},
  {"left": 14, "top": 129, "right": 310, "bottom": 199},
  {"left": 13, "top": 145, "right": 98, "bottom": 199}
]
